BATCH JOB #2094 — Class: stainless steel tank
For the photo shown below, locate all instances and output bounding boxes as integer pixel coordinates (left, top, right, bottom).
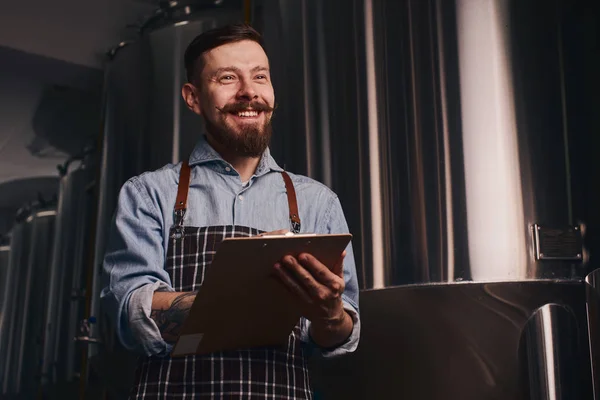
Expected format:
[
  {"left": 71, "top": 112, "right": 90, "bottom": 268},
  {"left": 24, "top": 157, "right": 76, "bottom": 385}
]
[
  {"left": 88, "top": 0, "right": 245, "bottom": 395},
  {"left": 0, "top": 211, "right": 32, "bottom": 396},
  {"left": 0, "top": 203, "right": 57, "bottom": 397},
  {"left": 258, "top": 0, "right": 600, "bottom": 398},
  {"left": 0, "top": 235, "right": 11, "bottom": 392},
  {"left": 0, "top": 237, "right": 9, "bottom": 305},
  {"left": 40, "top": 151, "right": 97, "bottom": 393}
]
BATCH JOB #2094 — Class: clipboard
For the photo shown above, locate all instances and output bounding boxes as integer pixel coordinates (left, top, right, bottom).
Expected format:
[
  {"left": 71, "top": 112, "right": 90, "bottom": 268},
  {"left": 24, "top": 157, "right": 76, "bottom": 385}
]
[{"left": 171, "top": 233, "right": 352, "bottom": 357}]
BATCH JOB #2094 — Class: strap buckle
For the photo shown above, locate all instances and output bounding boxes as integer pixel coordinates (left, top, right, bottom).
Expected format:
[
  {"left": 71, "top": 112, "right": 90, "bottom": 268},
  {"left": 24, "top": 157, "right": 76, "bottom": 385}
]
[
  {"left": 174, "top": 208, "right": 186, "bottom": 226},
  {"left": 171, "top": 209, "right": 186, "bottom": 239},
  {"left": 291, "top": 220, "right": 301, "bottom": 234}
]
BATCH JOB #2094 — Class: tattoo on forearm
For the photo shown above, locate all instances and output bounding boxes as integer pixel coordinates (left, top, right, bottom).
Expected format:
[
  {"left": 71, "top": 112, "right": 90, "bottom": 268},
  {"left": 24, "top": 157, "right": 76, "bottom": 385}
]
[{"left": 151, "top": 292, "right": 196, "bottom": 343}]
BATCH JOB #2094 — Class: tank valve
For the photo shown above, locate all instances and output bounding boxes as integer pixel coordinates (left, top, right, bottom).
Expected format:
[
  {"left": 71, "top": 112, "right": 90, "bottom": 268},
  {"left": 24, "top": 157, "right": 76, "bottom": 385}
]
[{"left": 74, "top": 317, "right": 103, "bottom": 345}]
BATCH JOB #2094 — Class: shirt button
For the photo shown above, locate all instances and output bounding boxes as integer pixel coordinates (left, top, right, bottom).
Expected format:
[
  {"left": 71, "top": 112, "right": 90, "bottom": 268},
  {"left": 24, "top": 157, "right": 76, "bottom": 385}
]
[
  {"left": 225, "top": 167, "right": 231, "bottom": 172},
  {"left": 238, "top": 195, "right": 244, "bottom": 201}
]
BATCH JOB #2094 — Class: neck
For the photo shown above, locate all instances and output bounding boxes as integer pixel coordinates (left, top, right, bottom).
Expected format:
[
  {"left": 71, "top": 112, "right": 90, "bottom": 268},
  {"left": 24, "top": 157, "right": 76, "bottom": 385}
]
[{"left": 205, "top": 135, "right": 262, "bottom": 182}]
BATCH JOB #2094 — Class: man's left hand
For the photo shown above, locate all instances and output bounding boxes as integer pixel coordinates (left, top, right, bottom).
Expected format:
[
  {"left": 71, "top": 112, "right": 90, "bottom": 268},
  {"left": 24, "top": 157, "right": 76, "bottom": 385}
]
[{"left": 273, "top": 251, "right": 353, "bottom": 348}]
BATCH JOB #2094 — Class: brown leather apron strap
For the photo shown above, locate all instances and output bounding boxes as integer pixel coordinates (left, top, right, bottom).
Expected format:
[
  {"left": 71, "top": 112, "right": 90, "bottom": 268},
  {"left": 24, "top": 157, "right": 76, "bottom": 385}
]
[
  {"left": 173, "top": 163, "right": 301, "bottom": 233},
  {"left": 174, "top": 161, "right": 192, "bottom": 228},
  {"left": 281, "top": 171, "right": 301, "bottom": 233}
]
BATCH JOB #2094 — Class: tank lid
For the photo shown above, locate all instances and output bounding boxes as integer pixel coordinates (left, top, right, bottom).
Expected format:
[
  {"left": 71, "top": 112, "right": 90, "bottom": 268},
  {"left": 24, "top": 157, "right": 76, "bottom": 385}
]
[
  {"left": 139, "top": 0, "right": 234, "bottom": 34},
  {"left": 107, "top": 0, "right": 241, "bottom": 59}
]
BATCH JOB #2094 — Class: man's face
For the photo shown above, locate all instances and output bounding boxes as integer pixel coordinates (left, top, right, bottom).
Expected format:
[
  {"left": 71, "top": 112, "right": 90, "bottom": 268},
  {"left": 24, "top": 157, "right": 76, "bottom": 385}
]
[{"left": 183, "top": 40, "right": 275, "bottom": 157}]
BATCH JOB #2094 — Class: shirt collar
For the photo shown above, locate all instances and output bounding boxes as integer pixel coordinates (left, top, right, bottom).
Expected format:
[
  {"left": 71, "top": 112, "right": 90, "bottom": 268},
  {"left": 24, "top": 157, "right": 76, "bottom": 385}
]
[{"left": 188, "top": 136, "right": 284, "bottom": 176}]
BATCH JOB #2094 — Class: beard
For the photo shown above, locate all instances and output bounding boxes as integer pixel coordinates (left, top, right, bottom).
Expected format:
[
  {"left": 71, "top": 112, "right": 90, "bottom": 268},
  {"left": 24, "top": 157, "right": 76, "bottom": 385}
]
[{"left": 204, "top": 102, "right": 274, "bottom": 157}]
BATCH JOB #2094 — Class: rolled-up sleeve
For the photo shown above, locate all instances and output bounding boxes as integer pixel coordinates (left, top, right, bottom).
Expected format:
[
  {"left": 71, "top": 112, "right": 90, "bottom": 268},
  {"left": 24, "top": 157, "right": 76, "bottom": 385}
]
[
  {"left": 100, "top": 177, "right": 173, "bottom": 355},
  {"left": 304, "top": 195, "right": 361, "bottom": 357}
]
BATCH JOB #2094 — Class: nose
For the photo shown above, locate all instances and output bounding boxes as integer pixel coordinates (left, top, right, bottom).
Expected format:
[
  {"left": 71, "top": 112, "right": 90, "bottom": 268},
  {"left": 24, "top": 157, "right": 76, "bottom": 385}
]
[{"left": 236, "top": 79, "right": 258, "bottom": 101}]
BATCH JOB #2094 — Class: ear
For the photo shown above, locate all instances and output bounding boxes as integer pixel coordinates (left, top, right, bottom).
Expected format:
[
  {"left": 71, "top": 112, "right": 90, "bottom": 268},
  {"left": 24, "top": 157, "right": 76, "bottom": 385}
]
[{"left": 181, "top": 83, "right": 202, "bottom": 115}]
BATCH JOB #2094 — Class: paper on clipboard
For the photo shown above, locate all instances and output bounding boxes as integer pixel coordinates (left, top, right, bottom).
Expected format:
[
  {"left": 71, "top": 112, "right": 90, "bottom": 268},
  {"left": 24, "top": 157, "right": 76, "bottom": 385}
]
[{"left": 171, "top": 233, "right": 352, "bottom": 357}]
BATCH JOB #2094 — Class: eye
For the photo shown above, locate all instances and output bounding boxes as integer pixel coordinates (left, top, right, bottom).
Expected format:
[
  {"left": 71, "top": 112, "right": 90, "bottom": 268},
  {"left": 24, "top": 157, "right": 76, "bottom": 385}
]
[
  {"left": 219, "top": 75, "right": 236, "bottom": 82},
  {"left": 255, "top": 74, "right": 270, "bottom": 83}
]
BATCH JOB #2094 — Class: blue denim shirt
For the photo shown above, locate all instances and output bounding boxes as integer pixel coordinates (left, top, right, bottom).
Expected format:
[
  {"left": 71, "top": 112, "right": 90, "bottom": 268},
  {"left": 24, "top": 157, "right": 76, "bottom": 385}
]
[{"left": 101, "top": 137, "right": 360, "bottom": 358}]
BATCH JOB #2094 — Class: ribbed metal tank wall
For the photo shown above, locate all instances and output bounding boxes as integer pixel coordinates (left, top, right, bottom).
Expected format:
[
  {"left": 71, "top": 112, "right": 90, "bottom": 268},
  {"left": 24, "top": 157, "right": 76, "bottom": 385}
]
[
  {"left": 0, "top": 224, "right": 29, "bottom": 396},
  {"left": 0, "top": 214, "right": 33, "bottom": 396},
  {"left": 258, "top": 0, "right": 600, "bottom": 398},
  {"left": 40, "top": 152, "right": 97, "bottom": 394},
  {"left": 0, "top": 236, "right": 11, "bottom": 391},
  {"left": 0, "top": 204, "right": 57, "bottom": 398},
  {"left": 260, "top": 0, "right": 600, "bottom": 288},
  {"left": 0, "top": 238, "right": 9, "bottom": 302}
]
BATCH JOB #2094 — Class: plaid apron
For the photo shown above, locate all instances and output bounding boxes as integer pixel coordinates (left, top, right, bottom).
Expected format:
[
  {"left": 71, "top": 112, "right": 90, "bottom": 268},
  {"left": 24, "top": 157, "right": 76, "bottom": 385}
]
[{"left": 129, "top": 163, "right": 312, "bottom": 399}]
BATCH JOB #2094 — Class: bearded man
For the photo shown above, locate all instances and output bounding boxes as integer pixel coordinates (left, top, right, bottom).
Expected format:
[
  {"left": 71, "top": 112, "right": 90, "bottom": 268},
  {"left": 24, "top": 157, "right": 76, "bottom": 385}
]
[{"left": 101, "top": 24, "right": 360, "bottom": 399}]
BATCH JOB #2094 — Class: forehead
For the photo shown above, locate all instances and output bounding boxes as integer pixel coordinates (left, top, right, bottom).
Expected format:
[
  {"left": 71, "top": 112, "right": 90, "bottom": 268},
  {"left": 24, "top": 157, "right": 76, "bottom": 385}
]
[{"left": 201, "top": 40, "right": 270, "bottom": 74}]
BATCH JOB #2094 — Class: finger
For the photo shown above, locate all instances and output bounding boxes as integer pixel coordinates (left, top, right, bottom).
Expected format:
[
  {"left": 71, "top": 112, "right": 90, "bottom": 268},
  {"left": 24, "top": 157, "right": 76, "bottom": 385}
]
[
  {"left": 281, "top": 255, "right": 327, "bottom": 300},
  {"left": 332, "top": 250, "right": 347, "bottom": 277},
  {"left": 297, "top": 253, "right": 345, "bottom": 290},
  {"left": 273, "top": 262, "right": 314, "bottom": 305}
]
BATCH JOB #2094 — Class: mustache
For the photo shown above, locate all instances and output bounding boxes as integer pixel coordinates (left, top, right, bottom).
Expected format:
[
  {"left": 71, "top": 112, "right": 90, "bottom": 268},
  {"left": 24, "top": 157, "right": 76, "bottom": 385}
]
[{"left": 217, "top": 101, "right": 275, "bottom": 113}]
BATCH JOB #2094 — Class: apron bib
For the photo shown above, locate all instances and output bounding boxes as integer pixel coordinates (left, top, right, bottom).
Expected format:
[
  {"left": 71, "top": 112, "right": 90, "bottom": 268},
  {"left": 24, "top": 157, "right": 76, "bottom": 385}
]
[{"left": 129, "top": 163, "right": 311, "bottom": 399}]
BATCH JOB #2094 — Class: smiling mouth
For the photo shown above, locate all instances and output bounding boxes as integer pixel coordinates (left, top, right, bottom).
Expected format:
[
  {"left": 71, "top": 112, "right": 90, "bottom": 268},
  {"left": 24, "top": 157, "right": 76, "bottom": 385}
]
[
  {"left": 218, "top": 101, "right": 274, "bottom": 117},
  {"left": 235, "top": 110, "right": 260, "bottom": 117},
  {"left": 229, "top": 109, "right": 264, "bottom": 120}
]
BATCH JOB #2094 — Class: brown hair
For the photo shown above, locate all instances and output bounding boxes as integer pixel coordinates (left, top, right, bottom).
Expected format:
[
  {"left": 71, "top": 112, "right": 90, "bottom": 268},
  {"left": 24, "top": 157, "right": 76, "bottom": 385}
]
[{"left": 184, "top": 23, "right": 265, "bottom": 83}]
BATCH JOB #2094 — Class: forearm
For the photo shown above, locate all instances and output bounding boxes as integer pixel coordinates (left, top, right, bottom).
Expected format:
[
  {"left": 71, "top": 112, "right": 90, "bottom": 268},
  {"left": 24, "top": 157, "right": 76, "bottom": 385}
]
[
  {"left": 309, "top": 309, "right": 354, "bottom": 349},
  {"left": 151, "top": 291, "right": 196, "bottom": 343}
]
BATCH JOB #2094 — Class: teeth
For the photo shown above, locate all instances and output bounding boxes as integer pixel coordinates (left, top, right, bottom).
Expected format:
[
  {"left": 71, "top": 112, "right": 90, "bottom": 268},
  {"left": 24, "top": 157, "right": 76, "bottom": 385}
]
[{"left": 237, "top": 110, "right": 258, "bottom": 117}]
